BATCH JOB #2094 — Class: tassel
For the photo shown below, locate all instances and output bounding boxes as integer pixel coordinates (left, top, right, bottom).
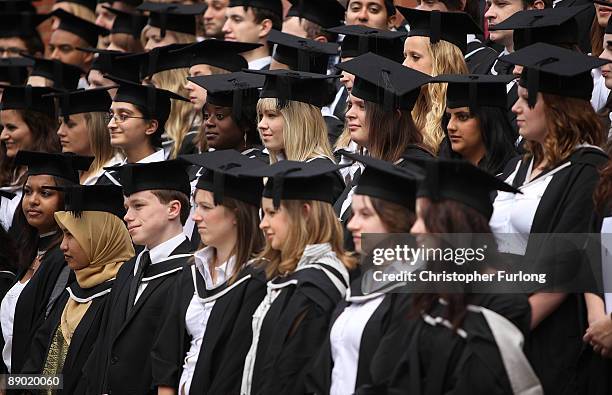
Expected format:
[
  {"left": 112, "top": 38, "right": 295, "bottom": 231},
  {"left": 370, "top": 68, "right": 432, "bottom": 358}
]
[
  {"left": 213, "top": 171, "right": 225, "bottom": 206},
  {"left": 430, "top": 11, "right": 441, "bottom": 44},
  {"left": 272, "top": 174, "right": 283, "bottom": 210},
  {"left": 527, "top": 68, "right": 539, "bottom": 109}
]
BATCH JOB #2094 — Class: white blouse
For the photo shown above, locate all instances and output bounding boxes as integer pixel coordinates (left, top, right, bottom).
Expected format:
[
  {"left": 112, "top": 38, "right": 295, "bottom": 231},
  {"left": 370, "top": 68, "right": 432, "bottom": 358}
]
[
  {"left": 0, "top": 279, "right": 29, "bottom": 372},
  {"left": 330, "top": 295, "right": 384, "bottom": 395}
]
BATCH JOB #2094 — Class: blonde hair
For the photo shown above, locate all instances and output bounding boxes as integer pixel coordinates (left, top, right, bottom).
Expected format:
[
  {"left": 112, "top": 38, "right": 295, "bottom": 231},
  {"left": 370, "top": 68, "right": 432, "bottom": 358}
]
[
  {"left": 151, "top": 68, "right": 194, "bottom": 158},
  {"left": 256, "top": 98, "right": 335, "bottom": 163},
  {"left": 52, "top": 3, "right": 96, "bottom": 23},
  {"left": 412, "top": 39, "right": 468, "bottom": 154},
  {"left": 256, "top": 199, "right": 356, "bottom": 279},
  {"left": 140, "top": 25, "right": 197, "bottom": 48},
  {"left": 82, "top": 112, "right": 118, "bottom": 179}
]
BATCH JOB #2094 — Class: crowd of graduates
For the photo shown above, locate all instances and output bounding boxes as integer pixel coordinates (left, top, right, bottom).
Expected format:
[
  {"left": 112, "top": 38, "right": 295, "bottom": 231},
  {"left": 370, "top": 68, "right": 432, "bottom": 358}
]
[{"left": 0, "top": 0, "right": 611, "bottom": 393}]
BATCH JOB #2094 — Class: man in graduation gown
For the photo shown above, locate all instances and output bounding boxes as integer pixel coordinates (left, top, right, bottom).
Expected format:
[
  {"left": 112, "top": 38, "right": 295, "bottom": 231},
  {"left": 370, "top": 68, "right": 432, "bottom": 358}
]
[{"left": 83, "top": 160, "right": 194, "bottom": 394}]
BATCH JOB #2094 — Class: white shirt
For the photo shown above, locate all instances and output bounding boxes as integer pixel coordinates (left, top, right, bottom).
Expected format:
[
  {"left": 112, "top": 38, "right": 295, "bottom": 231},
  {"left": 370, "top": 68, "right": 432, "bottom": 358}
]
[
  {"left": 329, "top": 295, "right": 384, "bottom": 395},
  {"left": 179, "top": 247, "right": 236, "bottom": 395},
  {"left": 82, "top": 154, "right": 124, "bottom": 186},
  {"left": 591, "top": 69, "right": 610, "bottom": 112},
  {"left": 248, "top": 56, "right": 272, "bottom": 70},
  {"left": 0, "top": 189, "right": 20, "bottom": 232},
  {"left": 132, "top": 233, "right": 187, "bottom": 304},
  {"left": 103, "top": 149, "right": 166, "bottom": 186},
  {"left": 1, "top": 279, "right": 29, "bottom": 372}
]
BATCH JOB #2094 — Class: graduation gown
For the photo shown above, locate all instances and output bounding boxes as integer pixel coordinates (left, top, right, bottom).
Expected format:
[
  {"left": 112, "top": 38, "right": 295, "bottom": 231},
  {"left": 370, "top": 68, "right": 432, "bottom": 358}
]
[
  {"left": 465, "top": 40, "right": 499, "bottom": 75},
  {"left": 305, "top": 277, "right": 414, "bottom": 395},
  {"left": 22, "top": 280, "right": 115, "bottom": 394},
  {"left": 245, "top": 251, "right": 349, "bottom": 395},
  {"left": 497, "top": 146, "right": 609, "bottom": 394},
  {"left": 151, "top": 263, "right": 267, "bottom": 394},
  {"left": 85, "top": 239, "right": 193, "bottom": 395},
  {"left": 10, "top": 241, "right": 72, "bottom": 374}
]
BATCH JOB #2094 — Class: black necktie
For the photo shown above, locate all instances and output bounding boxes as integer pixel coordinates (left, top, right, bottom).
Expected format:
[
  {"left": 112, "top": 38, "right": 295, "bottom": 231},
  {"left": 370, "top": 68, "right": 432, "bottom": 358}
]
[{"left": 127, "top": 251, "right": 151, "bottom": 311}]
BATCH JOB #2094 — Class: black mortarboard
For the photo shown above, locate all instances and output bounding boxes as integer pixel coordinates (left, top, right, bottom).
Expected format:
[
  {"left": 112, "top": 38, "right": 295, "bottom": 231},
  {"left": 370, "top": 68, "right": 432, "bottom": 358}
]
[
  {"left": 26, "top": 56, "right": 83, "bottom": 91},
  {"left": 52, "top": 184, "right": 126, "bottom": 218},
  {"left": 53, "top": 9, "right": 109, "bottom": 47},
  {"left": 169, "top": 39, "right": 257, "bottom": 72},
  {"left": 47, "top": 88, "right": 113, "bottom": 121},
  {"left": 327, "top": 25, "right": 406, "bottom": 63},
  {"left": 103, "top": 6, "right": 148, "bottom": 37},
  {"left": 228, "top": 0, "right": 282, "bottom": 18},
  {"left": 432, "top": 74, "right": 515, "bottom": 109},
  {"left": 107, "top": 160, "right": 191, "bottom": 197},
  {"left": 397, "top": 7, "right": 482, "bottom": 54},
  {"left": 55, "top": 0, "right": 96, "bottom": 12},
  {"left": 108, "top": 0, "right": 142, "bottom": 7},
  {"left": 187, "top": 71, "right": 264, "bottom": 122},
  {"left": 269, "top": 29, "right": 339, "bottom": 74},
  {"left": 78, "top": 48, "right": 141, "bottom": 82},
  {"left": 500, "top": 42, "right": 610, "bottom": 107},
  {"left": 118, "top": 44, "right": 190, "bottom": 79},
  {"left": 0, "top": 85, "right": 56, "bottom": 116},
  {"left": 0, "top": 57, "right": 32, "bottom": 85},
  {"left": 340, "top": 151, "right": 424, "bottom": 210},
  {"left": 286, "top": 0, "right": 345, "bottom": 28},
  {"left": 0, "top": 0, "right": 36, "bottom": 13},
  {"left": 137, "top": 2, "right": 206, "bottom": 37},
  {"left": 14, "top": 150, "right": 94, "bottom": 183},
  {"left": 412, "top": 158, "right": 520, "bottom": 219},
  {"left": 239, "top": 159, "right": 347, "bottom": 209},
  {"left": 0, "top": 12, "right": 50, "bottom": 38},
  {"left": 336, "top": 52, "right": 432, "bottom": 110},
  {"left": 181, "top": 150, "right": 266, "bottom": 206},
  {"left": 245, "top": 69, "right": 339, "bottom": 107},
  {"left": 489, "top": 5, "right": 591, "bottom": 51}
]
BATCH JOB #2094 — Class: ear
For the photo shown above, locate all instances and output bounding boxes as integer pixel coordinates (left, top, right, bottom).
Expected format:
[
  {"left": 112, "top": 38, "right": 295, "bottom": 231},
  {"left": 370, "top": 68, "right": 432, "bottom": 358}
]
[
  {"left": 301, "top": 202, "right": 312, "bottom": 218},
  {"left": 387, "top": 14, "right": 398, "bottom": 30},
  {"left": 167, "top": 199, "right": 181, "bottom": 221},
  {"left": 258, "top": 18, "right": 273, "bottom": 39},
  {"left": 314, "top": 35, "right": 328, "bottom": 43},
  {"left": 530, "top": 0, "right": 545, "bottom": 9},
  {"left": 82, "top": 51, "right": 94, "bottom": 68},
  {"left": 144, "top": 119, "right": 159, "bottom": 136}
]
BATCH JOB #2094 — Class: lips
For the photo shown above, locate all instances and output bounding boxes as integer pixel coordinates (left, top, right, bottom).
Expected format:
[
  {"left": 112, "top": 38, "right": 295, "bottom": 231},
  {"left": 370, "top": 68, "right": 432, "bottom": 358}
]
[{"left": 26, "top": 209, "right": 42, "bottom": 217}]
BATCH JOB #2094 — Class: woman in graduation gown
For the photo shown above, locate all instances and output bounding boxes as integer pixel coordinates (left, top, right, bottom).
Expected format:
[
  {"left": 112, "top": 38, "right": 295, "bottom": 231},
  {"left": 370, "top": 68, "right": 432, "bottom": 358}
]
[
  {"left": 152, "top": 150, "right": 266, "bottom": 395},
  {"left": 490, "top": 45, "right": 610, "bottom": 393},
  {"left": 435, "top": 75, "right": 518, "bottom": 175},
  {"left": 306, "top": 153, "right": 423, "bottom": 395},
  {"left": 239, "top": 160, "right": 355, "bottom": 395},
  {"left": 387, "top": 158, "right": 540, "bottom": 395},
  {"left": 22, "top": 184, "right": 134, "bottom": 393},
  {"left": 0, "top": 151, "right": 92, "bottom": 375}
]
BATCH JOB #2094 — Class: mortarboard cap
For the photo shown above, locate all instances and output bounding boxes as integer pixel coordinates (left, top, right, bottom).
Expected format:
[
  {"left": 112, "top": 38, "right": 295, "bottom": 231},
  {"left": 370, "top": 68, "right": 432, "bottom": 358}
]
[
  {"left": 78, "top": 48, "right": 141, "bottom": 82},
  {"left": 397, "top": 7, "right": 482, "bottom": 54},
  {"left": 432, "top": 74, "right": 515, "bottom": 109},
  {"left": 336, "top": 52, "right": 432, "bottom": 110},
  {"left": 489, "top": 5, "right": 591, "bottom": 51},
  {"left": 187, "top": 71, "right": 264, "bottom": 122},
  {"left": 106, "top": 160, "right": 191, "bottom": 197},
  {"left": 500, "top": 42, "right": 610, "bottom": 107},
  {"left": 138, "top": 2, "right": 206, "bottom": 37},
  {"left": 0, "top": 12, "right": 50, "bottom": 38},
  {"left": 0, "top": 0, "right": 36, "bottom": 13},
  {"left": 228, "top": 0, "right": 282, "bottom": 18},
  {"left": 119, "top": 44, "right": 191, "bottom": 79},
  {"left": 0, "top": 57, "right": 33, "bottom": 85},
  {"left": 53, "top": 8, "right": 109, "bottom": 47},
  {"left": 239, "top": 159, "right": 348, "bottom": 209},
  {"left": 103, "top": 6, "right": 148, "bottom": 38},
  {"left": 169, "top": 39, "right": 257, "bottom": 71},
  {"left": 0, "top": 85, "right": 57, "bottom": 116},
  {"left": 411, "top": 158, "right": 520, "bottom": 219},
  {"left": 52, "top": 184, "right": 126, "bottom": 218},
  {"left": 286, "top": 0, "right": 345, "bottom": 28},
  {"left": 245, "top": 68, "right": 339, "bottom": 107},
  {"left": 54, "top": 0, "right": 96, "bottom": 12},
  {"left": 46, "top": 88, "right": 113, "bottom": 121},
  {"left": 340, "top": 151, "right": 424, "bottom": 210},
  {"left": 26, "top": 56, "right": 83, "bottom": 91},
  {"left": 14, "top": 150, "right": 94, "bottom": 183},
  {"left": 269, "top": 29, "right": 339, "bottom": 74},
  {"left": 328, "top": 25, "right": 406, "bottom": 63},
  {"left": 181, "top": 150, "right": 266, "bottom": 206}
]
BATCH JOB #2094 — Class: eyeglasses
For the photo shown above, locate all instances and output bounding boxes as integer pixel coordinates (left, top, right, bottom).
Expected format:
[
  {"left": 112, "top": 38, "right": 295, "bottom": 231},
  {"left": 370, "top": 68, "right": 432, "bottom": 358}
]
[{"left": 107, "top": 112, "right": 148, "bottom": 124}]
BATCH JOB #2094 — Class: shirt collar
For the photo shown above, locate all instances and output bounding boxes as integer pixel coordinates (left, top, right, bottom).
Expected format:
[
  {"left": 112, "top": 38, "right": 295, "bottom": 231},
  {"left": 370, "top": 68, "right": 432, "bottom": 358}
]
[
  {"left": 194, "top": 246, "right": 237, "bottom": 289},
  {"left": 248, "top": 56, "right": 272, "bottom": 70},
  {"left": 146, "top": 233, "right": 187, "bottom": 264},
  {"left": 121, "top": 149, "right": 165, "bottom": 165}
]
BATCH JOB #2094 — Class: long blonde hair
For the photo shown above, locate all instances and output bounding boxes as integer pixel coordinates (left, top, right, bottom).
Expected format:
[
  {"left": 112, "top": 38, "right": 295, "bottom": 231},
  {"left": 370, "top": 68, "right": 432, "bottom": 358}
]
[
  {"left": 412, "top": 39, "right": 468, "bottom": 154},
  {"left": 257, "top": 199, "right": 356, "bottom": 279},
  {"left": 83, "top": 112, "right": 118, "bottom": 179},
  {"left": 150, "top": 68, "right": 194, "bottom": 158},
  {"left": 140, "top": 25, "right": 196, "bottom": 48},
  {"left": 256, "top": 98, "right": 334, "bottom": 163}
]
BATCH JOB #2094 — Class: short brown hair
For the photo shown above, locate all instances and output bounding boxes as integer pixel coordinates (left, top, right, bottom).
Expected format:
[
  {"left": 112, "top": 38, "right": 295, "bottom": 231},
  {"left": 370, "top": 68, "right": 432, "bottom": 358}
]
[
  {"left": 251, "top": 6, "right": 282, "bottom": 31},
  {"left": 150, "top": 189, "right": 191, "bottom": 225}
]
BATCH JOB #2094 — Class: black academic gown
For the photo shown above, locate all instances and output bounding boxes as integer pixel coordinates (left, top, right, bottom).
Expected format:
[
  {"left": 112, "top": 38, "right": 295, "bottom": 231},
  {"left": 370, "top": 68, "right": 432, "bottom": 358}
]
[
  {"left": 22, "top": 280, "right": 115, "bottom": 394},
  {"left": 247, "top": 263, "right": 349, "bottom": 395},
  {"left": 151, "top": 263, "right": 267, "bottom": 394},
  {"left": 84, "top": 239, "right": 193, "bottom": 395},
  {"left": 10, "top": 239, "right": 72, "bottom": 374},
  {"left": 385, "top": 293, "right": 531, "bottom": 395},
  {"left": 498, "top": 146, "right": 610, "bottom": 394},
  {"left": 465, "top": 40, "right": 499, "bottom": 75},
  {"left": 305, "top": 278, "right": 414, "bottom": 395}
]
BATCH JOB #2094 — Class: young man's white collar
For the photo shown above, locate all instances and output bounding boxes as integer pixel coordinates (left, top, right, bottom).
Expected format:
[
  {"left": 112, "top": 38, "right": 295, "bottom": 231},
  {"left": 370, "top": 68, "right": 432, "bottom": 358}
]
[
  {"left": 248, "top": 56, "right": 272, "bottom": 70},
  {"left": 122, "top": 148, "right": 165, "bottom": 165},
  {"left": 135, "top": 232, "right": 187, "bottom": 275},
  {"left": 194, "top": 246, "right": 237, "bottom": 289}
]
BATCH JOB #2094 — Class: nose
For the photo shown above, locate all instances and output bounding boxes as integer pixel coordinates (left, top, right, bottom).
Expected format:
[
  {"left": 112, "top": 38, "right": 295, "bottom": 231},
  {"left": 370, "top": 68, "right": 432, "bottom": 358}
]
[
  {"left": 484, "top": 6, "right": 494, "bottom": 20},
  {"left": 257, "top": 117, "right": 267, "bottom": 131},
  {"left": 345, "top": 104, "right": 357, "bottom": 120},
  {"left": 107, "top": 113, "right": 117, "bottom": 129},
  {"left": 204, "top": 115, "right": 215, "bottom": 128},
  {"left": 346, "top": 214, "right": 359, "bottom": 233},
  {"left": 511, "top": 99, "right": 521, "bottom": 115},
  {"left": 60, "top": 236, "right": 68, "bottom": 252},
  {"left": 57, "top": 123, "right": 67, "bottom": 137},
  {"left": 50, "top": 48, "right": 61, "bottom": 60},
  {"left": 447, "top": 115, "right": 457, "bottom": 132},
  {"left": 204, "top": 7, "right": 213, "bottom": 21},
  {"left": 357, "top": 8, "right": 368, "bottom": 21},
  {"left": 185, "top": 80, "right": 194, "bottom": 91},
  {"left": 0, "top": 128, "right": 8, "bottom": 141},
  {"left": 512, "top": 65, "right": 523, "bottom": 79},
  {"left": 222, "top": 19, "right": 231, "bottom": 34}
]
